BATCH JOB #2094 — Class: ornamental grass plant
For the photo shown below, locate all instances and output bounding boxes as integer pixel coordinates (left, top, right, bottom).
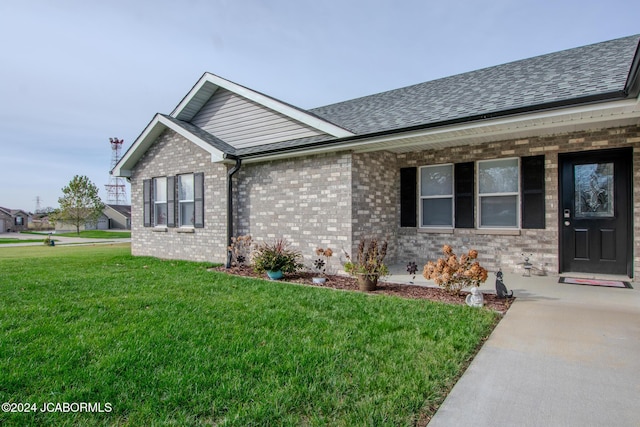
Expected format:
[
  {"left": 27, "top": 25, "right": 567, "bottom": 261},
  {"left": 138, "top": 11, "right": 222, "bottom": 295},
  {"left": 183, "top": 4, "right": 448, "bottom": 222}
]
[{"left": 251, "top": 238, "right": 303, "bottom": 274}]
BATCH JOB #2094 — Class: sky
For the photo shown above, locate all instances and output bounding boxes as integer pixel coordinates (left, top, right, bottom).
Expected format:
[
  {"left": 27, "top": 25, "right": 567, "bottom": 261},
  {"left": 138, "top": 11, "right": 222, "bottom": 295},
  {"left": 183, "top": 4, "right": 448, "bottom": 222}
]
[{"left": 1, "top": 0, "right": 639, "bottom": 212}]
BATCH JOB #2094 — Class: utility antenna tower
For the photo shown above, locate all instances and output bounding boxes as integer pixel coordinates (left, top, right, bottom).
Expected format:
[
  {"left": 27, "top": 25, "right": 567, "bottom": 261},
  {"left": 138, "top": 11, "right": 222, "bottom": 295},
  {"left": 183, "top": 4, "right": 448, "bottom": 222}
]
[
  {"left": 34, "top": 196, "right": 42, "bottom": 213},
  {"left": 105, "top": 137, "right": 128, "bottom": 205}
]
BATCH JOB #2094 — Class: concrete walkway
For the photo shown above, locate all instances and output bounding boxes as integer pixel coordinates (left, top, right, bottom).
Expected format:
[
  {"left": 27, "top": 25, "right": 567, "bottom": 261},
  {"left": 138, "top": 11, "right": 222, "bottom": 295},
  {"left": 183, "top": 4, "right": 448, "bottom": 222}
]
[{"left": 416, "top": 271, "right": 640, "bottom": 427}]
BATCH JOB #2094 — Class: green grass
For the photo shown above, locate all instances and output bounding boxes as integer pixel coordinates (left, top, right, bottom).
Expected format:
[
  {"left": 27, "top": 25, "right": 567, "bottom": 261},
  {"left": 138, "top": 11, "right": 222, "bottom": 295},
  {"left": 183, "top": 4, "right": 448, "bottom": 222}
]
[
  {"left": 0, "top": 245, "right": 499, "bottom": 426},
  {"left": 22, "top": 230, "right": 131, "bottom": 239},
  {"left": 0, "top": 238, "right": 45, "bottom": 244}
]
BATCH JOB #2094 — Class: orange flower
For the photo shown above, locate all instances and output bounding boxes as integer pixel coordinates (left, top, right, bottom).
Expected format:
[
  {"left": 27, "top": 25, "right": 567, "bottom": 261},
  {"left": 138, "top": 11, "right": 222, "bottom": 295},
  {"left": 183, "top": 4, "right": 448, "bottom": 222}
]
[
  {"left": 443, "top": 245, "right": 453, "bottom": 255},
  {"left": 324, "top": 248, "right": 333, "bottom": 257},
  {"left": 468, "top": 249, "right": 478, "bottom": 259}
]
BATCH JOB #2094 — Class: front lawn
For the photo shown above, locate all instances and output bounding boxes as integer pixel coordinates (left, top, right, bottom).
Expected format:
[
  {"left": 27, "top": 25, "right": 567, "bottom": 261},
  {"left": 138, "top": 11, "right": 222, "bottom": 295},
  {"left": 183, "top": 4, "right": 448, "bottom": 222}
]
[
  {"left": 0, "top": 238, "right": 44, "bottom": 244},
  {"left": 0, "top": 245, "right": 498, "bottom": 426},
  {"left": 21, "top": 230, "right": 131, "bottom": 239}
]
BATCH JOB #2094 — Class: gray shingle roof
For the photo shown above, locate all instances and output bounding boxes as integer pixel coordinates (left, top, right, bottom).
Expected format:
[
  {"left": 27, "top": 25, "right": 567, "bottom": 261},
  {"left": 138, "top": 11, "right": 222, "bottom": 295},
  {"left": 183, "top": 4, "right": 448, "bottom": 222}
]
[{"left": 309, "top": 35, "right": 640, "bottom": 135}]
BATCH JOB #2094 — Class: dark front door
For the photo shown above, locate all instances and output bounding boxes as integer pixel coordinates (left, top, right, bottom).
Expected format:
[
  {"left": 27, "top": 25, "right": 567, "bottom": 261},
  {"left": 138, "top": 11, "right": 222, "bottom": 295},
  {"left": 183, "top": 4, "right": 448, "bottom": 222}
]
[{"left": 559, "top": 148, "right": 632, "bottom": 276}]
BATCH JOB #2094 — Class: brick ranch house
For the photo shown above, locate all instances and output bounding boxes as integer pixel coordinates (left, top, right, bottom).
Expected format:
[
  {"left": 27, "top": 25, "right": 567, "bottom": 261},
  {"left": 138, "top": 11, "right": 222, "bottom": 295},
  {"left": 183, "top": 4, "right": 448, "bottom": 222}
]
[
  {"left": 0, "top": 207, "right": 29, "bottom": 233},
  {"left": 113, "top": 34, "right": 640, "bottom": 280}
]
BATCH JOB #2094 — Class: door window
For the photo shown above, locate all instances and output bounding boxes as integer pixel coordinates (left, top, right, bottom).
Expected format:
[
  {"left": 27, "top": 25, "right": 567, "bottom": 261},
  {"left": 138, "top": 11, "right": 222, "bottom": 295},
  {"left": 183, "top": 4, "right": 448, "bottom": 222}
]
[{"left": 574, "top": 163, "right": 614, "bottom": 218}]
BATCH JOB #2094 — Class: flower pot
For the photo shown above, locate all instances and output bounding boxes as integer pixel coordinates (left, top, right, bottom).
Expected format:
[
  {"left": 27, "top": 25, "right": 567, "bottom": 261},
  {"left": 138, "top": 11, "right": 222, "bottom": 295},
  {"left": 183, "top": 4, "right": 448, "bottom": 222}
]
[
  {"left": 266, "top": 270, "right": 283, "bottom": 280},
  {"left": 357, "top": 274, "right": 378, "bottom": 291},
  {"left": 312, "top": 277, "right": 326, "bottom": 284}
]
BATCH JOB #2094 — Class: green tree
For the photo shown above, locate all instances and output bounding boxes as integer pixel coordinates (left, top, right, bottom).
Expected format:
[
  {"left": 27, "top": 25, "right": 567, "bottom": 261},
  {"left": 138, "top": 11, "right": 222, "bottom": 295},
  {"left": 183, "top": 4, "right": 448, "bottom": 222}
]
[{"left": 54, "top": 175, "right": 105, "bottom": 235}]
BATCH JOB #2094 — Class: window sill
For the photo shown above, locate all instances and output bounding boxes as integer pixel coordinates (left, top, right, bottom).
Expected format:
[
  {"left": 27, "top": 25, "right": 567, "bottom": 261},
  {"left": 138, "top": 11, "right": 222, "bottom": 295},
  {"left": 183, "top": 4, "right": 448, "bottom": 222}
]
[
  {"left": 418, "top": 227, "right": 454, "bottom": 234},
  {"left": 152, "top": 227, "right": 168, "bottom": 232},
  {"left": 177, "top": 227, "right": 195, "bottom": 233},
  {"left": 474, "top": 228, "right": 521, "bottom": 236}
]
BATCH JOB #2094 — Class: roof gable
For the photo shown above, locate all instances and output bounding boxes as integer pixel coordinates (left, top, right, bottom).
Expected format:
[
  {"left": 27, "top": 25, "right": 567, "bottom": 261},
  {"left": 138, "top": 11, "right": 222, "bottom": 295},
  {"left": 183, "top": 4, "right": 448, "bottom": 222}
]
[
  {"left": 105, "top": 204, "right": 131, "bottom": 219},
  {"left": 191, "top": 87, "right": 329, "bottom": 149},
  {"left": 172, "top": 73, "right": 354, "bottom": 138},
  {"left": 0, "top": 207, "right": 28, "bottom": 217}
]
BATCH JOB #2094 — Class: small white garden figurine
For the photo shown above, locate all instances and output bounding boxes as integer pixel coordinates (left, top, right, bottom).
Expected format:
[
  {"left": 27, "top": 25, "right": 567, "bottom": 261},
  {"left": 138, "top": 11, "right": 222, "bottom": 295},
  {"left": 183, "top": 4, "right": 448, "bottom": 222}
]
[{"left": 465, "top": 286, "right": 484, "bottom": 308}]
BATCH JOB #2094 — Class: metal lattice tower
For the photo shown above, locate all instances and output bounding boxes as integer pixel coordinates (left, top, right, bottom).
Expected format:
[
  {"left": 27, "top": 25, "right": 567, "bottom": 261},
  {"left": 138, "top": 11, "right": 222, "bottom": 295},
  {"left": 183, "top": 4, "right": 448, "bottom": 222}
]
[{"left": 105, "top": 137, "right": 128, "bottom": 205}]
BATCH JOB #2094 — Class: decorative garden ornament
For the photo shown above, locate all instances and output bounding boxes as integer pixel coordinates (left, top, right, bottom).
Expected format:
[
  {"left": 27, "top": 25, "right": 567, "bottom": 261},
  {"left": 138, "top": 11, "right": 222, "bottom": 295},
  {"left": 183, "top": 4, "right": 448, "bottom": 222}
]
[
  {"left": 495, "top": 270, "right": 514, "bottom": 299},
  {"left": 465, "top": 286, "right": 484, "bottom": 307}
]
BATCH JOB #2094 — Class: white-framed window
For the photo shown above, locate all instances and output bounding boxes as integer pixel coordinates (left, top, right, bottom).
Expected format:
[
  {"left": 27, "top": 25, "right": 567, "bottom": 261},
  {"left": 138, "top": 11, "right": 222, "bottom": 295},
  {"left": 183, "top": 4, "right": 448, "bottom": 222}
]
[
  {"left": 420, "top": 164, "right": 454, "bottom": 227},
  {"left": 153, "top": 177, "right": 167, "bottom": 226},
  {"left": 478, "top": 158, "right": 519, "bottom": 228},
  {"left": 178, "top": 174, "right": 194, "bottom": 227}
]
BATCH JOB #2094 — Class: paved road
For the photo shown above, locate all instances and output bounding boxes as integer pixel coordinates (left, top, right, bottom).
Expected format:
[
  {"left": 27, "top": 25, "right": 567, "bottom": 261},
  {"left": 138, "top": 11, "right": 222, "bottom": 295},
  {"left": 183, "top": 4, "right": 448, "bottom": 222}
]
[{"left": 0, "top": 232, "right": 131, "bottom": 247}]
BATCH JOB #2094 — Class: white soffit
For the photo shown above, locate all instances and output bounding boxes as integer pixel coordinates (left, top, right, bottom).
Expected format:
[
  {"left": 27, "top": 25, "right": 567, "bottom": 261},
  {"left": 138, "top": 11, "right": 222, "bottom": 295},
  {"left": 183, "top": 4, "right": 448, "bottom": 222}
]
[{"left": 171, "top": 73, "right": 355, "bottom": 138}]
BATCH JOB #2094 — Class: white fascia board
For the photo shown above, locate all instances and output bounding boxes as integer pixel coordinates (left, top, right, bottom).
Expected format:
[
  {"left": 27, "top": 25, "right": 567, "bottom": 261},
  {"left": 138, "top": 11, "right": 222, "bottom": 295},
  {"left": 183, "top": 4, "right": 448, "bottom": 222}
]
[
  {"left": 242, "top": 97, "right": 640, "bottom": 163},
  {"left": 170, "top": 74, "right": 217, "bottom": 120},
  {"left": 111, "top": 114, "right": 225, "bottom": 177},
  {"left": 112, "top": 115, "right": 165, "bottom": 177},
  {"left": 156, "top": 115, "right": 225, "bottom": 162},
  {"left": 171, "top": 72, "right": 355, "bottom": 138}
]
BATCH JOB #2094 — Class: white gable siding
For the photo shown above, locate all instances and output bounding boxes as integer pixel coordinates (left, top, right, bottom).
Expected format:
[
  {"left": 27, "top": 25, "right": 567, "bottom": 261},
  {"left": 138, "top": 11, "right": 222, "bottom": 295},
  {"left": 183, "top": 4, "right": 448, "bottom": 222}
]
[{"left": 191, "top": 88, "right": 326, "bottom": 148}]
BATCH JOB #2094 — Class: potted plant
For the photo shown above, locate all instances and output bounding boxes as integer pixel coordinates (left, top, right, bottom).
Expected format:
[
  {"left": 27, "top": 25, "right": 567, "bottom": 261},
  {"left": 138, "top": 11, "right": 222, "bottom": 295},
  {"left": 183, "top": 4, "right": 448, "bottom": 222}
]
[
  {"left": 312, "top": 247, "right": 333, "bottom": 284},
  {"left": 423, "top": 245, "right": 489, "bottom": 295},
  {"left": 344, "top": 238, "right": 389, "bottom": 291},
  {"left": 252, "top": 238, "right": 302, "bottom": 280}
]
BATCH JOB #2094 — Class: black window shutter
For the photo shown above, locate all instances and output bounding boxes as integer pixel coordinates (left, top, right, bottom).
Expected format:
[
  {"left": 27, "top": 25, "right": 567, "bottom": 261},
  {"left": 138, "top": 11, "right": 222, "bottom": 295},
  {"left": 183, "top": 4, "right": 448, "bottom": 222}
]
[
  {"left": 194, "top": 172, "right": 205, "bottom": 228},
  {"left": 400, "top": 168, "right": 417, "bottom": 227},
  {"left": 167, "top": 176, "right": 176, "bottom": 227},
  {"left": 521, "top": 155, "right": 545, "bottom": 229},
  {"left": 143, "top": 179, "right": 152, "bottom": 227},
  {"left": 455, "top": 162, "right": 475, "bottom": 228}
]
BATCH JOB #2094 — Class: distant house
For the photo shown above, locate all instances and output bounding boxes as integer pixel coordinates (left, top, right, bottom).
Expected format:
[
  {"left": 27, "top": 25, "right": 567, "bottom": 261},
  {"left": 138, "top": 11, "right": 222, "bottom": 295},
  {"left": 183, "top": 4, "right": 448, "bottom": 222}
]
[
  {"left": 0, "top": 207, "right": 29, "bottom": 232},
  {"left": 104, "top": 204, "right": 131, "bottom": 229},
  {"left": 30, "top": 212, "right": 53, "bottom": 231},
  {"left": 54, "top": 204, "right": 131, "bottom": 232},
  {"left": 113, "top": 34, "right": 640, "bottom": 280}
]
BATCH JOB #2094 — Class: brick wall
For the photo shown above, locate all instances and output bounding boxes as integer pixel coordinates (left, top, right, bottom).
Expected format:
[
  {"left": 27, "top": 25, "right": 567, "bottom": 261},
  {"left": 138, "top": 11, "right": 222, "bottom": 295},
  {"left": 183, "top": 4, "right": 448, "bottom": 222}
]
[
  {"left": 351, "top": 151, "right": 399, "bottom": 260},
  {"left": 234, "top": 152, "right": 353, "bottom": 268},
  {"left": 395, "top": 125, "right": 640, "bottom": 279},
  {"left": 130, "top": 125, "right": 639, "bottom": 279},
  {"left": 130, "top": 129, "right": 228, "bottom": 263}
]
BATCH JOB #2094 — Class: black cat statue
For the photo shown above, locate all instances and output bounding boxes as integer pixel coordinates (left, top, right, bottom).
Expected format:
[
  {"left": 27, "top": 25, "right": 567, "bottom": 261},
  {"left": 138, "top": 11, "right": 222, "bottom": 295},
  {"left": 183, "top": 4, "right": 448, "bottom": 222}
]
[{"left": 495, "top": 270, "right": 513, "bottom": 299}]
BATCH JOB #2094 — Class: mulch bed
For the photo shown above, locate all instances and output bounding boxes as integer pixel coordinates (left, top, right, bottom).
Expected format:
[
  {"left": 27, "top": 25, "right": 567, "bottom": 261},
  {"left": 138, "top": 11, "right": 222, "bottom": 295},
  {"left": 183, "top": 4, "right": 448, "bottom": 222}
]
[{"left": 212, "top": 266, "right": 514, "bottom": 314}]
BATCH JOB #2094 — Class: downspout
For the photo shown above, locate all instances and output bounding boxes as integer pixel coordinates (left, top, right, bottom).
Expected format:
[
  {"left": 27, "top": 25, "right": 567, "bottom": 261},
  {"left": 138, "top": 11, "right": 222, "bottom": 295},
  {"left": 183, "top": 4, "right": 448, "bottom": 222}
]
[{"left": 225, "top": 156, "right": 242, "bottom": 268}]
